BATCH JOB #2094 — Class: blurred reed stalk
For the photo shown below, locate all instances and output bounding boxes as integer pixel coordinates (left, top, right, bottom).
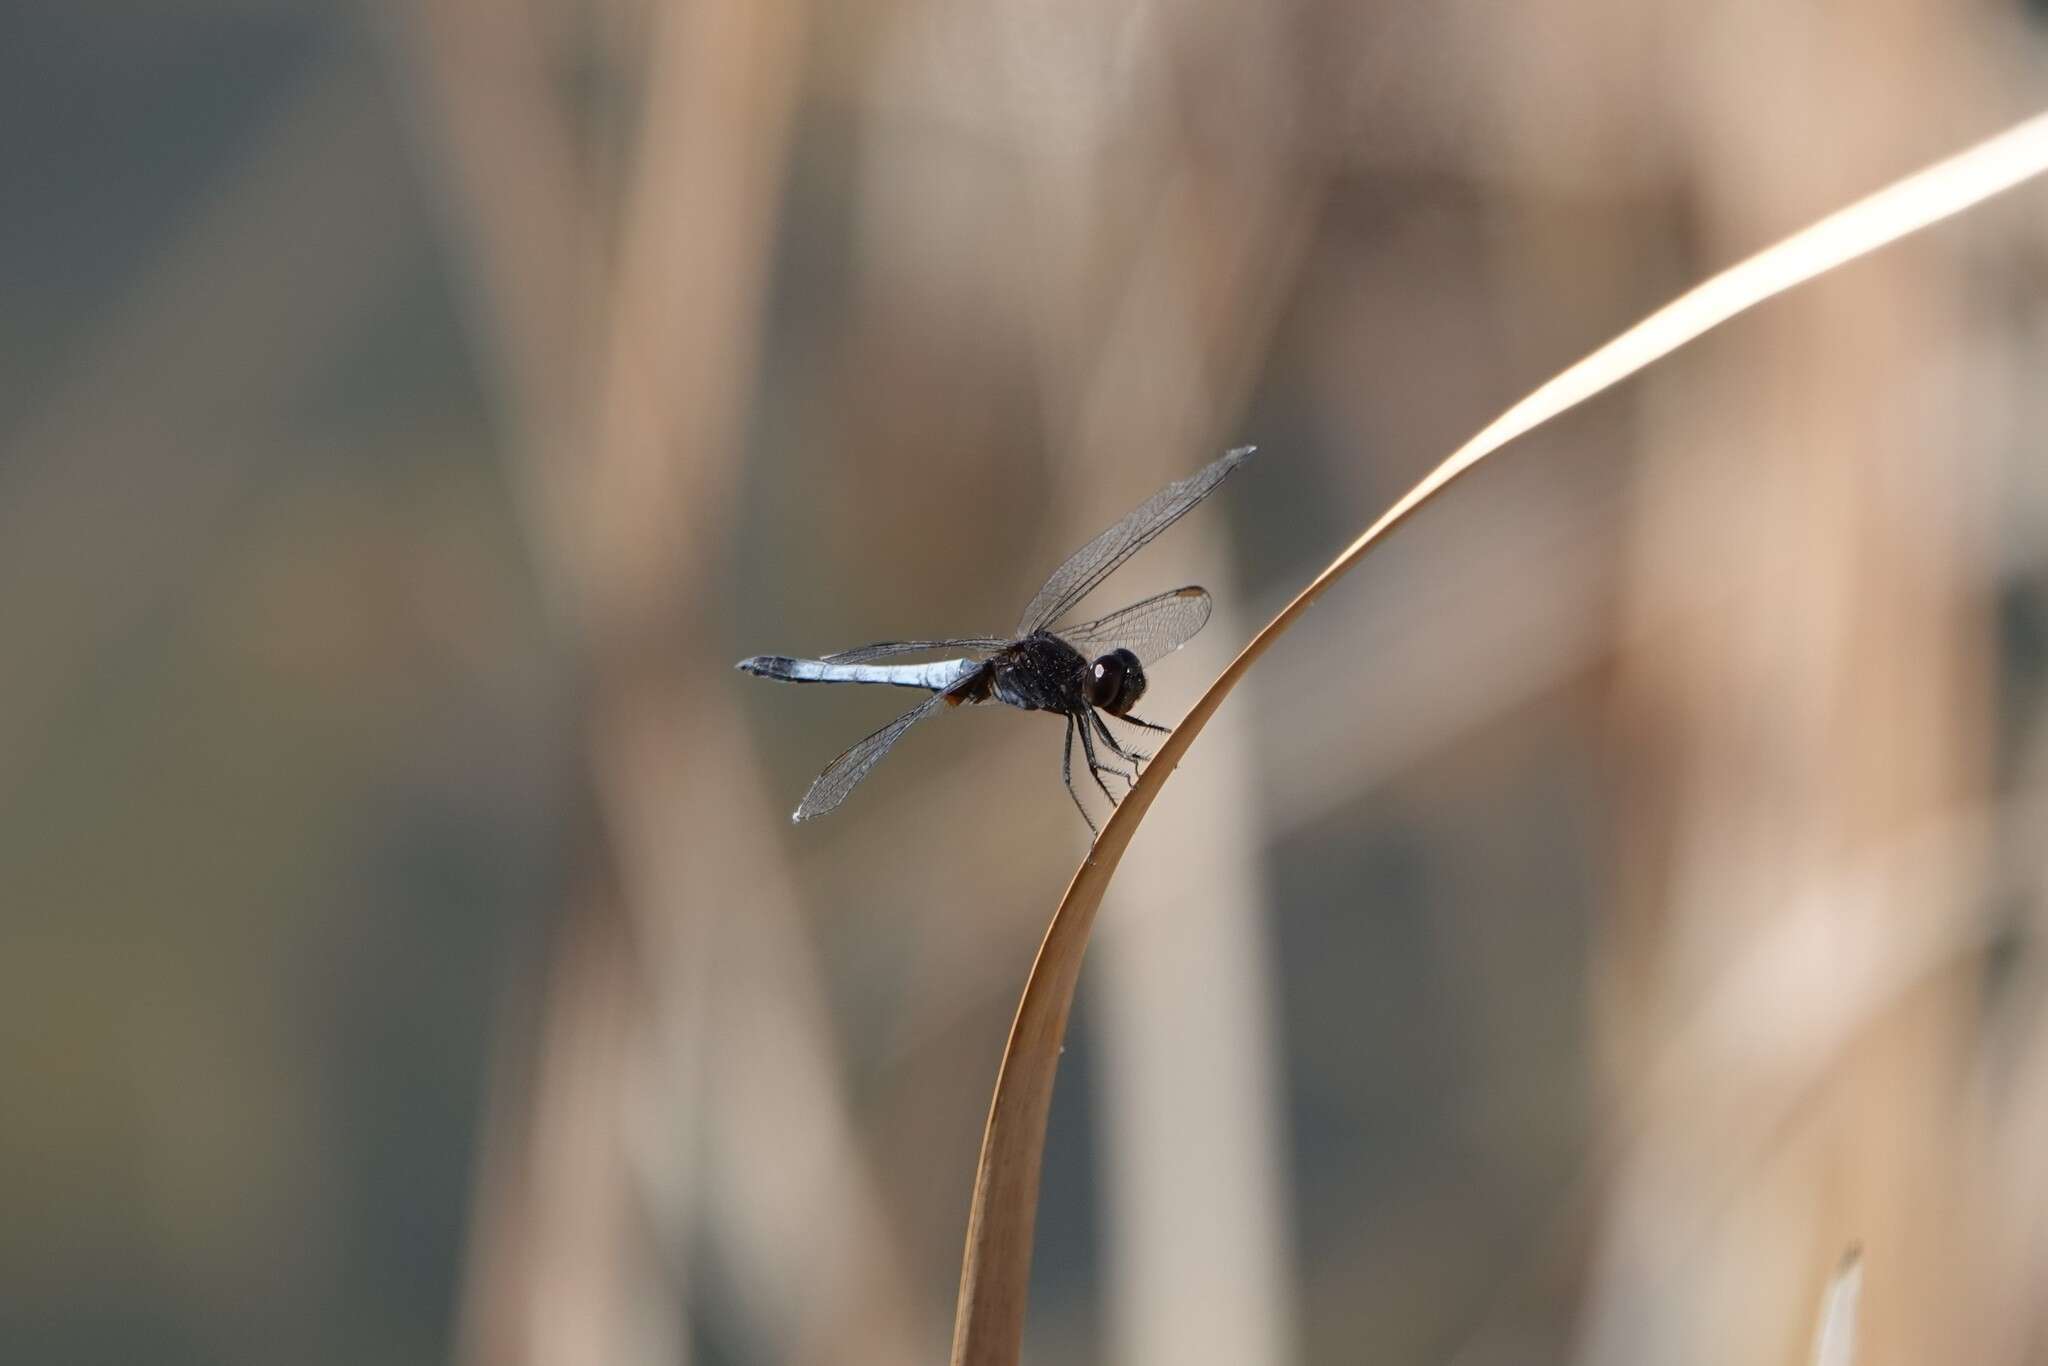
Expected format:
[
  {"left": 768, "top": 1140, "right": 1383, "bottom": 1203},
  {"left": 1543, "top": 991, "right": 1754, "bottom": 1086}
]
[
  {"left": 388, "top": 2, "right": 930, "bottom": 1362},
  {"left": 1584, "top": 7, "right": 2001, "bottom": 1363}
]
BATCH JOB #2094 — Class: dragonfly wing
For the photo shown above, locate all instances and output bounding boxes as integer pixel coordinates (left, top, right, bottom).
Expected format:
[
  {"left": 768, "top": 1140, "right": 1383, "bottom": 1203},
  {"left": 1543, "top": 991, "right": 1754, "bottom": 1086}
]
[
  {"left": 793, "top": 691, "right": 950, "bottom": 822},
  {"left": 821, "top": 637, "right": 1007, "bottom": 664},
  {"left": 1057, "top": 586, "right": 1213, "bottom": 665},
  {"left": 1015, "top": 446, "right": 1253, "bottom": 635}
]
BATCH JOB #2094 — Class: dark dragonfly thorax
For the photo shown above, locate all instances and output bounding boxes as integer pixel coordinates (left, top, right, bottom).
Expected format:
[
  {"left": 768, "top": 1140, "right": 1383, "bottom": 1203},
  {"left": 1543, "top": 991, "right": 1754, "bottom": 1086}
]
[
  {"left": 972, "top": 632, "right": 1091, "bottom": 712},
  {"left": 952, "top": 631, "right": 1150, "bottom": 719}
]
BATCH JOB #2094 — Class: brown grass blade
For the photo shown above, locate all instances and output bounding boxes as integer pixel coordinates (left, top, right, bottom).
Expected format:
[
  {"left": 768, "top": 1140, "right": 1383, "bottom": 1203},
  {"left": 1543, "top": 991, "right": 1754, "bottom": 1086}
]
[{"left": 948, "top": 108, "right": 2048, "bottom": 1366}]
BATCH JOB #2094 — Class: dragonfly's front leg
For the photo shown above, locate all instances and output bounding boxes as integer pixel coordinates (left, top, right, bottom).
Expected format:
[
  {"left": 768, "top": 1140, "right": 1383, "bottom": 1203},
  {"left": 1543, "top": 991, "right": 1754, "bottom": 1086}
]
[{"left": 1090, "top": 711, "right": 1151, "bottom": 768}]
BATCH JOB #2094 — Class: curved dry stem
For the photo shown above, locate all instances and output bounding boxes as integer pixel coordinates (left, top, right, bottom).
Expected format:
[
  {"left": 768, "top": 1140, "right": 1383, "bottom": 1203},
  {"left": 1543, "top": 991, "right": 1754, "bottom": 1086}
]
[{"left": 949, "top": 108, "right": 2048, "bottom": 1366}]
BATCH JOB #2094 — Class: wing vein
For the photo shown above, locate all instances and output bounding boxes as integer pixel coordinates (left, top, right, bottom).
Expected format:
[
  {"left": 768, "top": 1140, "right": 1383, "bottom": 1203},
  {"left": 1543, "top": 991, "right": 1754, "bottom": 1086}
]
[
  {"left": 793, "top": 690, "right": 952, "bottom": 821},
  {"left": 1016, "top": 446, "right": 1253, "bottom": 634},
  {"left": 1055, "top": 586, "right": 1213, "bottom": 665}
]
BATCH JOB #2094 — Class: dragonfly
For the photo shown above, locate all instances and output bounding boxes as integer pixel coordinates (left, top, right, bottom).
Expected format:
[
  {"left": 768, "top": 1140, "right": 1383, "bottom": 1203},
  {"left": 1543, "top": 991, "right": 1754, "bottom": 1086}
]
[{"left": 736, "top": 446, "right": 1254, "bottom": 834}]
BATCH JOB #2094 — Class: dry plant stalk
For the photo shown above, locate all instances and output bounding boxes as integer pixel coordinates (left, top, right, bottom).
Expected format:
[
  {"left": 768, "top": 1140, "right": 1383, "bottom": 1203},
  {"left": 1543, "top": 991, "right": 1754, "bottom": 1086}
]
[
  {"left": 1811, "top": 1245, "right": 1865, "bottom": 1366},
  {"left": 949, "top": 108, "right": 2048, "bottom": 1366}
]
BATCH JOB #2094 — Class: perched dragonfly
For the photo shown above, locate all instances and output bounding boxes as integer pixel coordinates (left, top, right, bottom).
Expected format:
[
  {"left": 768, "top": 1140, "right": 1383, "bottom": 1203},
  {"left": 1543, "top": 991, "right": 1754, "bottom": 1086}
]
[{"left": 737, "top": 446, "right": 1254, "bottom": 833}]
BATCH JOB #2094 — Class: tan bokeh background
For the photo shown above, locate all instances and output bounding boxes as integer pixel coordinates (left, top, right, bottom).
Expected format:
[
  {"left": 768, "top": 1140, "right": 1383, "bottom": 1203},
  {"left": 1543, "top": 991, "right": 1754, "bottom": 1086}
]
[{"left": 5, "top": 3, "right": 2048, "bottom": 1364}]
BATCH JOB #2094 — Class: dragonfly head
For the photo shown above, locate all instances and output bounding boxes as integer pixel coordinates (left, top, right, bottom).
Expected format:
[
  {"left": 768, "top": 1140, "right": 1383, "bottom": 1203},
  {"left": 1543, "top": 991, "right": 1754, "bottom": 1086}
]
[{"left": 1084, "top": 648, "right": 1147, "bottom": 715}]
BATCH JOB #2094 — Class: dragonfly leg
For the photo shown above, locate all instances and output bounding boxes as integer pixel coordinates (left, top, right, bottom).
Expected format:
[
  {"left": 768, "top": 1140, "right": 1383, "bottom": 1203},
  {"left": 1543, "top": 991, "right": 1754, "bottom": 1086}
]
[
  {"left": 1119, "top": 712, "right": 1173, "bottom": 735},
  {"left": 1091, "top": 710, "right": 1151, "bottom": 767},
  {"left": 1062, "top": 713, "right": 1099, "bottom": 836},
  {"left": 1076, "top": 711, "right": 1124, "bottom": 807},
  {"left": 1076, "top": 708, "right": 1137, "bottom": 783}
]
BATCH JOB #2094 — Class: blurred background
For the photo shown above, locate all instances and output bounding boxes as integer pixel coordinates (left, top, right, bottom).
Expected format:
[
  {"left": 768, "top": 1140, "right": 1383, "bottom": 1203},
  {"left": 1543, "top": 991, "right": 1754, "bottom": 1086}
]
[{"left": 6, "top": 3, "right": 2048, "bottom": 1364}]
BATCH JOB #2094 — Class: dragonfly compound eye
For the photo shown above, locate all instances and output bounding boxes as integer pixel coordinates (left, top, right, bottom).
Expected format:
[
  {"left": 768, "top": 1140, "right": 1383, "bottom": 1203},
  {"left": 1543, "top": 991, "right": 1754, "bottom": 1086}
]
[{"left": 1085, "top": 648, "right": 1148, "bottom": 714}]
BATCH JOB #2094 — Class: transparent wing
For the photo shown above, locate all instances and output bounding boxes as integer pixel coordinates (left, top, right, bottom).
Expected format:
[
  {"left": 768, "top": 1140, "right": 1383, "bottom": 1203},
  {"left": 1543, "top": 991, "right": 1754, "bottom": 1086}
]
[
  {"left": 1016, "top": 445, "right": 1254, "bottom": 635},
  {"left": 821, "top": 637, "right": 1007, "bottom": 665},
  {"left": 1056, "top": 586, "right": 1213, "bottom": 666},
  {"left": 793, "top": 691, "right": 950, "bottom": 822}
]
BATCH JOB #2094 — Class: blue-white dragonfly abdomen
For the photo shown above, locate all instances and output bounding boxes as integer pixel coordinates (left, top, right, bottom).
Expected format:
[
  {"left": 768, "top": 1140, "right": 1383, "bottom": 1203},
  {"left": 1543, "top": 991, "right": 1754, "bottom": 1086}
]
[{"left": 735, "top": 655, "right": 980, "bottom": 693}]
